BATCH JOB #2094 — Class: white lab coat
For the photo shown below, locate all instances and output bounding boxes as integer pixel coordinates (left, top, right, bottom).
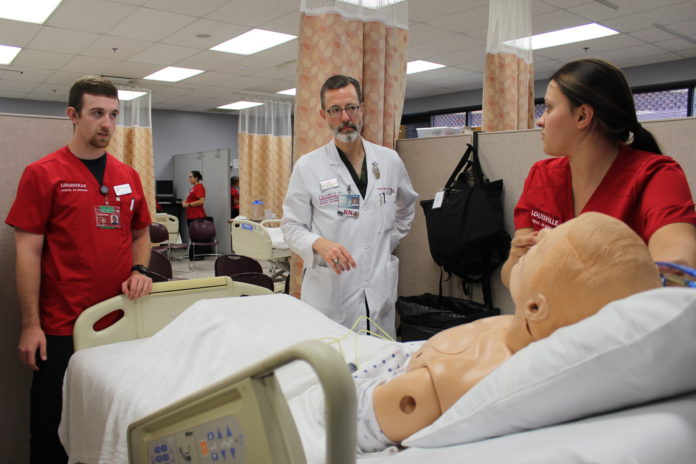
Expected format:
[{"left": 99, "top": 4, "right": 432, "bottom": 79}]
[{"left": 282, "top": 139, "right": 418, "bottom": 338}]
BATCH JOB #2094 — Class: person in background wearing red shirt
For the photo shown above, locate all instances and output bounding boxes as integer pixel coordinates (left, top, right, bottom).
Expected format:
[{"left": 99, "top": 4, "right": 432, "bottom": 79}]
[
  {"left": 230, "top": 175, "right": 240, "bottom": 219},
  {"left": 501, "top": 58, "right": 696, "bottom": 288},
  {"left": 5, "top": 76, "right": 153, "bottom": 463},
  {"left": 182, "top": 170, "right": 206, "bottom": 225}
]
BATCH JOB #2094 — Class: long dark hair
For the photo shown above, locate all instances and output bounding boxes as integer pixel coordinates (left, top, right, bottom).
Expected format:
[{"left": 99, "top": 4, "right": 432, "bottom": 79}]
[{"left": 550, "top": 58, "right": 662, "bottom": 154}]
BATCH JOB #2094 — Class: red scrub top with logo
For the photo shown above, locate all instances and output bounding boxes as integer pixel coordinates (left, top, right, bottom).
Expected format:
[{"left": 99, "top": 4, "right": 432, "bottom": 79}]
[
  {"left": 185, "top": 183, "right": 207, "bottom": 219},
  {"left": 6, "top": 146, "right": 151, "bottom": 335},
  {"left": 514, "top": 145, "right": 696, "bottom": 242}
]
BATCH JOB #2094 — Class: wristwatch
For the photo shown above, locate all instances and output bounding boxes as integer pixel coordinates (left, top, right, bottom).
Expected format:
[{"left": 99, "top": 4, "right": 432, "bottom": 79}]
[{"left": 131, "top": 264, "right": 149, "bottom": 275}]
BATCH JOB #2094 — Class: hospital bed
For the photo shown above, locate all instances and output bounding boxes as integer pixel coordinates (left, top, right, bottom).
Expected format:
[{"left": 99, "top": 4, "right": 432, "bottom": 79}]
[
  {"left": 154, "top": 213, "right": 182, "bottom": 244},
  {"left": 60, "top": 287, "right": 696, "bottom": 464},
  {"left": 230, "top": 218, "right": 290, "bottom": 291}
]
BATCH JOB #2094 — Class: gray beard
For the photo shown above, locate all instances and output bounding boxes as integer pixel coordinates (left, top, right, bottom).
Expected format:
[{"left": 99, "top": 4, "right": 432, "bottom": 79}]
[{"left": 335, "top": 130, "right": 360, "bottom": 144}]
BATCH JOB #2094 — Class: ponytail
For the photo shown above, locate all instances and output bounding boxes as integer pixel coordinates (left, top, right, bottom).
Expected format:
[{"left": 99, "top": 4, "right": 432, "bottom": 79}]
[{"left": 630, "top": 124, "right": 662, "bottom": 155}]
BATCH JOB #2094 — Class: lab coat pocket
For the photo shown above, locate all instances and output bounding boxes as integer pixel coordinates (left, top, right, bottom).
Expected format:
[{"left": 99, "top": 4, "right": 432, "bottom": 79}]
[
  {"left": 301, "top": 266, "right": 341, "bottom": 318},
  {"left": 386, "top": 255, "right": 399, "bottom": 307},
  {"left": 380, "top": 196, "right": 397, "bottom": 232}
]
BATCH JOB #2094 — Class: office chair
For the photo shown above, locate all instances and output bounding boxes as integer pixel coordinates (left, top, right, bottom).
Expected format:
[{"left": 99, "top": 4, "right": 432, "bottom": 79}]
[
  {"left": 188, "top": 219, "right": 220, "bottom": 268},
  {"left": 149, "top": 223, "right": 170, "bottom": 259},
  {"left": 148, "top": 249, "right": 172, "bottom": 282}
]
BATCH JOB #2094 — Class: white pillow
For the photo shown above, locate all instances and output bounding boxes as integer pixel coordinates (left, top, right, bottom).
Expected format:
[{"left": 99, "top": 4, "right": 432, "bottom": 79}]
[{"left": 403, "top": 287, "right": 696, "bottom": 448}]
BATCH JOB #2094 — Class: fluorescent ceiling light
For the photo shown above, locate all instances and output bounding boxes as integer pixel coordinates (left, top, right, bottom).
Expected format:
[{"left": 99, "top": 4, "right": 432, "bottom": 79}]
[
  {"left": 339, "top": 0, "right": 405, "bottom": 8},
  {"left": 0, "top": 44, "right": 21, "bottom": 65},
  {"left": 118, "top": 90, "right": 147, "bottom": 101},
  {"left": 407, "top": 60, "right": 446, "bottom": 75},
  {"left": 0, "top": 0, "right": 62, "bottom": 24},
  {"left": 218, "top": 101, "right": 264, "bottom": 110},
  {"left": 143, "top": 67, "right": 204, "bottom": 82},
  {"left": 277, "top": 88, "right": 296, "bottom": 96},
  {"left": 211, "top": 29, "right": 296, "bottom": 55},
  {"left": 527, "top": 23, "right": 619, "bottom": 50}
]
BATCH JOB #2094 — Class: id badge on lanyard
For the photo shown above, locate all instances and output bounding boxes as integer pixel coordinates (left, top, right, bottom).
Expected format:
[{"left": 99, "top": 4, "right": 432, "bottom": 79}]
[
  {"left": 95, "top": 205, "right": 121, "bottom": 229},
  {"left": 337, "top": 187, "right": 360, "bottom": 218}
]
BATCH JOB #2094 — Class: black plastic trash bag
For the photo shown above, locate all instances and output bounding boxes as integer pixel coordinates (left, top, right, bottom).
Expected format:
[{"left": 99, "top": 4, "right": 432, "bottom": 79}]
[{"left": 396, "top": 293, "right": 500, "bottom": 341}]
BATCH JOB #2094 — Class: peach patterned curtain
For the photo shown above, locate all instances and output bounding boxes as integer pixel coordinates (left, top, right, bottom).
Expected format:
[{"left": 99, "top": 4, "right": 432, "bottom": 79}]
[
  {"left": 238, "top": 101, "right": 293, "bottom": 220},
  {"left": 106, "top": 89, "right": 155, "bottom": 217},
  {"left": 482, "top": 0, "right": 535, "bottom": 132},
  {"left": 290, "top": 0, "right": 409, "bottom": 296}
]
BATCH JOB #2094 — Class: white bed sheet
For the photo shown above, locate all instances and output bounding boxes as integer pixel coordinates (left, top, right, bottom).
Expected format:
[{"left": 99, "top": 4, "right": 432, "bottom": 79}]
[
  {"left": 60, "top": 294, "right": 407, "bottom": 464},
  {"left": 60, "top": 293, "right": 696, "bottom": 464},
  {"left": 266, "top": 227, "right": 289, "bottom": 249}
]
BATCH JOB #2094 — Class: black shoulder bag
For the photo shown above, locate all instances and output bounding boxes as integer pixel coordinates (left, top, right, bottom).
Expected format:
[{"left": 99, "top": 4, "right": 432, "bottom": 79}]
[{"left": 420, "top": 134, "right": 511, "bottom": 307}]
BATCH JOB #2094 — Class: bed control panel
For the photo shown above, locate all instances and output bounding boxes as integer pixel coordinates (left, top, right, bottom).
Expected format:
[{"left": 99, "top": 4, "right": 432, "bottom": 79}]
[{"left": 147, "top": 415, "right": 246, "bottom": 463}]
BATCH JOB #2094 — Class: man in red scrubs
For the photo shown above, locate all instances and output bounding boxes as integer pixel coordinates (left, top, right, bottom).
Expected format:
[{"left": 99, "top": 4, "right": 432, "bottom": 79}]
[{"left": 6, "top": 76, "right": 153, "bottom": 463}]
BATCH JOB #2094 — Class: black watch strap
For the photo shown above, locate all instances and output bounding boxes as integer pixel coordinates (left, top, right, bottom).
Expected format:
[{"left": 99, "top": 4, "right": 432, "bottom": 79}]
[{"left": 131, "top": 264, "right": 149, "bottom": 275}]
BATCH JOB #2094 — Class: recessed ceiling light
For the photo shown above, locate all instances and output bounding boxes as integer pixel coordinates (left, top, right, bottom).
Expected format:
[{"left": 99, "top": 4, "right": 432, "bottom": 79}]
[
  {"left": 143, "top": 66, "right": 204, "bottom": 82},
  {"left": 210, "top": 29, "right": 296, "bottom": 55},
  {"left": 406, "top": 60, "right": 446, "bottom": 75},
  {"left": 0, "top": 44, "right": 21, "bottom": 65},
  {"left": 0, "top": 0, "right": 62, "bottom": 24},
  {"left": 118, "top": 90, "right": 147, "bottom": 101},
  {"left": 277, "top": 88, "right": 296, "bottom": 96},
  {"left": 510, "top": 23, "right": 619, "bottom": 50},
  {"left": 218, "top": 101, "right": 264, "bottom": 110}
]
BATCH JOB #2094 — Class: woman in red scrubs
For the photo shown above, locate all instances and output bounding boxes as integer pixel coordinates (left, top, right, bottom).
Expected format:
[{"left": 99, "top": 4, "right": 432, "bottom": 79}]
[{"left": 183, "top": 170, "right": 206, "bottom": 225}]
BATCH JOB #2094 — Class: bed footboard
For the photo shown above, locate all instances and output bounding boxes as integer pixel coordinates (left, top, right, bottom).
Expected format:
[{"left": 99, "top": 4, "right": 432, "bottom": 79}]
[{"left": 127, "top": 340, "right": 356, "bottom": 464}]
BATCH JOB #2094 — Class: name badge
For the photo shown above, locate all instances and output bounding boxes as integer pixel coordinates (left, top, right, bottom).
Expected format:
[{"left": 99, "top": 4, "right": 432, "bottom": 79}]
[
  {"left": 320, "top": 178, "right": 339, "bottom": 191},
  {"left": 114, "top": 183, "right": 132, "bottom": 196}
]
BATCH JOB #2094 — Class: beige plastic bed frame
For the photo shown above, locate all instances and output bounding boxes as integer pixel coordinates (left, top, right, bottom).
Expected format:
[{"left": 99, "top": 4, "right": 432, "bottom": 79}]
[
  {"left": 231, "top": 218, "right": 291, "bottom": 292},
  {"left": 128, "top": 340, "right": 356, "bottom": 464},
  {"left": 154, "top": 212, "right": 181, "bottom": 244},
  {"left": 73, "top": 276, "right": 273, "bottom": 351}
]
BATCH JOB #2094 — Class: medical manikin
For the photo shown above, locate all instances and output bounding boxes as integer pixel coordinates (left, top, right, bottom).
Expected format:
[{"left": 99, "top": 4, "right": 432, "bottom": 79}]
[{"left": 359, "top": 212, "right": 662, "bottom": 448}]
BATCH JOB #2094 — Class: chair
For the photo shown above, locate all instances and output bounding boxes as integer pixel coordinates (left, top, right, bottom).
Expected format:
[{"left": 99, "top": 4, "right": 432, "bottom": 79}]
[
  {"left": 188, "top": 219, "right": 220, "bottom": 267},
  {"left": 229, "top": 272, "right": 274, "bottom": 292},
  {"left": 149, "top": 223, "right": 170, "bottom": 259},
  {"left": 148, "top": 249, "right": 172, "bottom": 282},
  {"left": 214, "top": 254, "right": 263, "bottom": 277}
]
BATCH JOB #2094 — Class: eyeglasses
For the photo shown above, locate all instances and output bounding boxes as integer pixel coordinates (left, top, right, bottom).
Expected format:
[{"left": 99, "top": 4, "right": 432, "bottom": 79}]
[{"left": 326, "top": 104, "right": 360, "bottom": 118}]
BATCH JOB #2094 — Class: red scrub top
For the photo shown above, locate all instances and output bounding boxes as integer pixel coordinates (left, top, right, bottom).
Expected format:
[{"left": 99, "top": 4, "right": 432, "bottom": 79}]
[
  {"left": 514, "top": 145, "right": 696, "bottom": 242},
  {"left": 185, "top": 183, "right": 207, "bottom": 219},
  {"left": 6, "top": 146, "right": 151, "bottom": 335}
]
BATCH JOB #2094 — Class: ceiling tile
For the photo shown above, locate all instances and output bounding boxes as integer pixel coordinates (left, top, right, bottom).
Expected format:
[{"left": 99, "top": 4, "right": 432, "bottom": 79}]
[
  {"left": 104, "top": 60, "right": 162, "bottom": 80},
  {"left": 407, "top": 23, "right": 460, "bottom": 46},
  {"left": 260, "top": 11, "right": 301, "bottom": 35},
  {"left": 539, "top": 0, "right": 590, "bottom": 9},
  {"left": 173, "top": 50, "right": 242, "bottom": 71},
  {"left": 107, "top": 8, "right": 196, "bottom": 41},
  {"left": 0, "top": 67, "right": 54, "bottom": 83},
  {"left": 0, "top": 79, "right": 39, "bottom": 93},
  {"left": 11, "top": 49, "right": 75, "bottom": 70},
  {"left": 532, "top": 10, "right": 593, "bottom": 34},
  {"left": 533, "top": 33, "right": 644, "bottom": 60},
  {"left": 80, "top": 35, "right": 154, "bottom": 60},
  {"left": 142, "top": 0, "right": 229, "bottom": 16},
  {"left": 61, "top": 55, "right": 122, "bottom": 74},
  {"left": 408, "top": 0, "right": 484, "bottom": 24},
  {"left": 206, "top": 0, "right": 299, "bottom": 26},
  {"left": 600, "top": 2, "right": 696, "bottom": 33},
  {"left": 131, "top": 43, "right": 199, "bottom": 66},
  {"left": 569, "top": 0, "right": 686, "bottom": 21},
  {"left": 27, "top": 27, "right": 99, "bottom": 54},
  {"left": 47, "top": 0, "right": 138, "bottom": 34},
  {"left": 655, "top": 38, "right": 696, "bottom": 52},
  {"left": 425, "top": 5, "right": 489, "bottom": 34},
  {"left": 161, "top": 19, "right": 248, "bottom": 49},
  {"left": 0, "top": 19, "right": 41, "bottom": 47},
  {"left": 214, "top": 55, "right": 283, "bottom": 75}
]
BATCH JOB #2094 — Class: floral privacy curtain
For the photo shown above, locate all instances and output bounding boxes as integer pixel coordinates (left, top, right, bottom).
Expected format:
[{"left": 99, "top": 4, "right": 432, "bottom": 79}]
[
  {"left": 238, "top": 101, "right": 293, "bottom": 220},
  {"left": 106, "top": 88, "right": 155, "bottom": 217},
  {"left": 482, "top": 0, "right": 535, "bottom": 132},
  {"left": 290, "top": 0, "right": 409, "bottom": 296}
]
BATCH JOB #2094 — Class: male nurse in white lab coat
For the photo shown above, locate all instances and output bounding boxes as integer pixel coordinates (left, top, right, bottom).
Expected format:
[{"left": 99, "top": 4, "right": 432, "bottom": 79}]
[{"left": 282, "top": 75, "right": 418, "bottom": 338}]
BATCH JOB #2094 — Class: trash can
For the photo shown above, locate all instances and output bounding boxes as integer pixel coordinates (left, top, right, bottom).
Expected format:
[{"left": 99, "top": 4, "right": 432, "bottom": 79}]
[{"left": 396, "top": 293, "right": 500, "bottom": 341}]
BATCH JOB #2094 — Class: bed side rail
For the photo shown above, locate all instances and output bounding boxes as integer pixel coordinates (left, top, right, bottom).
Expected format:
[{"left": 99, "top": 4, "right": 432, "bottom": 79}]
[
  {"left": 73, "top": 276, "right": 272, "bottom": 351},
  {"left": 128, "top": 340, "right": 356, "bottom": 464}
]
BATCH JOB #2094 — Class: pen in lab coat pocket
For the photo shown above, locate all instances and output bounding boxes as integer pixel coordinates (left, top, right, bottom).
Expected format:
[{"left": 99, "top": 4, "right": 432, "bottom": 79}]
[{"left": 130, "top": 198, "right": 134, "bottom": 211}]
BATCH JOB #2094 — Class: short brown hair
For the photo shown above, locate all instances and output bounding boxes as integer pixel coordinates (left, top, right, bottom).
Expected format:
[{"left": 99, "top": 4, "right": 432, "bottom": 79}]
[
  {"left": 68, "top": 75, "right": 118, "bottom": 115},
  {"left": 320, "top": 75, "right": 362, "bottom": 109}
]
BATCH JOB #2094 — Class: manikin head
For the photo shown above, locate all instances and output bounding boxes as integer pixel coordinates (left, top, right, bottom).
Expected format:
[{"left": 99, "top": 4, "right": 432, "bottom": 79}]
[{"left": 506, "top": 213, "right": 661, "bottom": 352}]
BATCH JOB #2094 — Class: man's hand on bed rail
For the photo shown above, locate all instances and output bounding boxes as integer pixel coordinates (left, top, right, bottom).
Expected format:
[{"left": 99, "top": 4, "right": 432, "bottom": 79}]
[
  {"left": 121, "top": 271, "right": 153, "bottom": 300},
  {"left": 18, "top": 325, "right": 46, "bottom": 371},
  {"left": 312, "top": 237, "right": 357, "bottom": 274}
]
